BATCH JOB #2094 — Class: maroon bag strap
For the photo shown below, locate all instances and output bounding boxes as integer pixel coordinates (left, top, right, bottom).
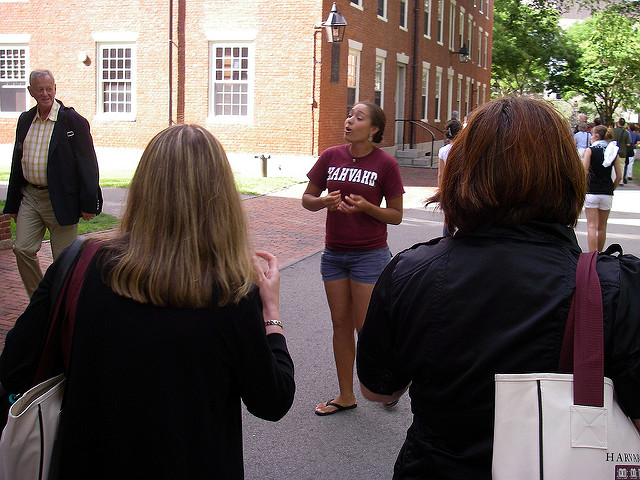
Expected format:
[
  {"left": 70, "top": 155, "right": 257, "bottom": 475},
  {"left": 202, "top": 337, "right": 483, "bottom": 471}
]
[
  {"left": 32, "top": 240, "right": 101, "bottom": 384},
  {"left": 558, "top": 251, "right": 604, "bottom": 407}
]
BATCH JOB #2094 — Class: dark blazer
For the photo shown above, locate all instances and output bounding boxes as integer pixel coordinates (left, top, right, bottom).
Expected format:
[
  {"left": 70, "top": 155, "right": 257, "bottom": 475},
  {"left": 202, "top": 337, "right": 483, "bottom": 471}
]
[{"left": 3, "top": 100, "right": 102, "bottom": 226}]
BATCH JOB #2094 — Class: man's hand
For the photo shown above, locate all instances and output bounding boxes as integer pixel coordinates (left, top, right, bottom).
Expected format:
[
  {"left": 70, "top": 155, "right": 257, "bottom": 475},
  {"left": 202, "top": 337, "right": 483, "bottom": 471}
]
[{"left": 80, "top": 211, "right": 96, "bottom": 221}]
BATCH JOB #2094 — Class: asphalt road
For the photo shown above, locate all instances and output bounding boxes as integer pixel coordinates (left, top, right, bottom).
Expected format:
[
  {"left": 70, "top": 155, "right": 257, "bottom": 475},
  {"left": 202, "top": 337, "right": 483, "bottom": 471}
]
[{"left": 3, "top": 184, "right": 640, "bottom": 478}]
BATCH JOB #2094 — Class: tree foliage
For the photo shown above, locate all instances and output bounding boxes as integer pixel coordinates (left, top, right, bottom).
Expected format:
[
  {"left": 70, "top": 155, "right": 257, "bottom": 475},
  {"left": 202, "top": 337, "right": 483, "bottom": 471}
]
[
  {"left": 561, "top": 10, "right": 640, "bottom": 124},
  {"left": 491, "top": 0, "right": 573, "bottom": 95}
]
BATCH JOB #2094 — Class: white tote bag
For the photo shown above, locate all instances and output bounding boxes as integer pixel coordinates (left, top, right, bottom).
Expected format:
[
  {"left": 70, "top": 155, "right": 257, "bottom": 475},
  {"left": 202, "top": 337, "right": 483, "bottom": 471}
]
[
  {"left": 492, "top": 252, "right": 640, "bottom": 480},
  {"left": 493, "top": 373, "right": 640, "bottom": 479},
  {"left": 0, "top": 374, "right": 65, "bottom": 480}
]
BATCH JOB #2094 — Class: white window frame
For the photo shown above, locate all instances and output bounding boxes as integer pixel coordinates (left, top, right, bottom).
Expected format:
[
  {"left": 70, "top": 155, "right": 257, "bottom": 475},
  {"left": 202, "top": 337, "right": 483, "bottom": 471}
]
[
  {"left": 375, "top": 49, "right": 387, "bottom": 107},
  {"left": 377, "top": 0, "right": 388, "bottom": 20},
  {"left": 435, "top": 67, "right": 443, "bottom": 122},
  {"left": 350, "top": 0, "right": 364, "bottom": 9},
  {"left": 447, "top": 67, "right": 454, "bottom": 121},
  {"left": 208, "top": 41, "right": 255, "bottom": 124},
  {"left": 457, "top": 74, "right": 462, "bottom": 115},
  {"left": 478, "top": 27, "right": 483, "bottom": 67},
  {"left": 400, "top": 0, "right": 409, "bottom": 30},
  {"left": 0, "top": 36, "right": 29, "bottom": 117},
  {"left": 479, "top": 0, "right": 484, "bottom": 14},
  {"left": 467, "top": 16, "right": 473, "bottom": 62},
  {"left": 95, "top": 38, "right": 137, "bottom": 121},
  {"left": 424, "top": 0, "right": 432, "bottom": 38},
  {"left": 448, "top": 0, "right": 456, "bottom": 51},
  {"left": 459, "top": 8, "right": 465, "bottom": 51},
  {"left": 421, "top": 62, "right": 430, "bottom": 121},
  {"left": 484, "top": 31, "right": 489, "bottom": 68},
  {"left": 437, "top": 0, "right": 444, "bottom": 44},
  {"left": 347, "top": 40, "right": 363, "bottom": 108},
  {"left": 465, "top": 77, "right": 471, "bottom": 116}
]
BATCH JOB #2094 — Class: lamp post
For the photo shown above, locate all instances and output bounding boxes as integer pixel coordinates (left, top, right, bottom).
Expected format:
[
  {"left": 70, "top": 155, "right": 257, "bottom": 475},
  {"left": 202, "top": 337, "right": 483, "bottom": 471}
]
[
  {"left": 311, "top": 3, "right": 348, "bottom": 155},
  {"left": 322, "top": 2, "right": 347, "bottom": 43}
]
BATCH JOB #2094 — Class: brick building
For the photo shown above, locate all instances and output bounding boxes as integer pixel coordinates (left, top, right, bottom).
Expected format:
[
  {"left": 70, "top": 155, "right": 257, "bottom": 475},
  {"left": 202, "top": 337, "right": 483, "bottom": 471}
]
[{"left": 0, "top": 0, "right": 492, "bottom": 175}]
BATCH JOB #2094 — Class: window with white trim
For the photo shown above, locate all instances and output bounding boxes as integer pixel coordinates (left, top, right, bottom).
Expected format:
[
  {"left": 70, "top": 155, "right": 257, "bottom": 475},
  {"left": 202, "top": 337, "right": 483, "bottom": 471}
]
[
  {"left": 347, "top": 48, "right": 360, "bottom": 108},
  {"left": 375, "top": 56, "right": 385, "bottom": 107},
  {"left": 447, "top": 69, "right": 454, "bottom": 121},
  {"left": 210, "top": 43, "right": 253, "bottom": 120},
  {"left": 449, "top": 1, "right": 456, "bottom": 50},
  {"left": 400, "top": 0, "right": 408, "bottom": 29},
  {"left": 0, "top": 45, "right": 28, "bottom": 113},
  {"left": 424, "top": 0, "right": 432, "bottom": 38},
  {"left": 378, "top": 0, "right": 387, "bottom": 19},
  {"left": 479, "top": 0, "right": 483, "bottom": 14},
  {"left": 484, "top": 31, "right": 489, "bottom": 68},
  {"left": 437, "top": 0, "right": 444, "bottom": 44},
  {"left": 351, "top": 0, "right": 363, "bottom": 7},
  {"left": 465, "top": 78, "right": 470, "bottom": 115},
  {"left": 467, "top": 16, "right": 473, "bottom": 62},
  {"left": 457, "top": 75, "right": 462, "bottom": 115},
  {"left": 434, "top": 68, "right": 442, "bottom": 122},
  {"left": 459, "top": 9, "right": 465, "bottom": 51},
  {"left": 477, "top": 27, "right": 483, "bottom": 66},
  {"left": 421, "top": 62, "right": 430, "bottom": 121},
  {"left": 97, "top": 43, "right": 136, "bottom": 119}
]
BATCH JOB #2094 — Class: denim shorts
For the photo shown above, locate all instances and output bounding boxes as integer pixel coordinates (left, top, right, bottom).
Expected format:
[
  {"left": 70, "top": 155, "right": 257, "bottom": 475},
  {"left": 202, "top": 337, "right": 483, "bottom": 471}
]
[{"left": 320, "top": 246, "right": 391, "bottom": 284}]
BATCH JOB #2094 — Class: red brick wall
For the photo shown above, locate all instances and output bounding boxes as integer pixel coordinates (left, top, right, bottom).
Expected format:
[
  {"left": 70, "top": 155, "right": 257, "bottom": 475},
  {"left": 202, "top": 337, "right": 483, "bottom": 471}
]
[
  {"left": 0, "top": 0, "right": 492, "bottom": 159},
  {"left": 0, "top": 214, "right": 12, "bottom": 249}
]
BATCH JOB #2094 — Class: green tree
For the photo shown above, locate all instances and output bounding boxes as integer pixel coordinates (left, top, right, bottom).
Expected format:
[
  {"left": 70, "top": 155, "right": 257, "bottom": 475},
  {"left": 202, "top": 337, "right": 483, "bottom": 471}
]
[
  {"left": 492, "top": 0, "right": 572, "bottom": 95},
  {"left": 562, "top": 11, "right": 640, "bottom": 124}
]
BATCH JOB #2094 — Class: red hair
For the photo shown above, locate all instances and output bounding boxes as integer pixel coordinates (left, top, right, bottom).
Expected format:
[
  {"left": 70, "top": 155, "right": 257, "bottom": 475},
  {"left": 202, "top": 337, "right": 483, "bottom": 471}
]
[{"left": 429, "top": 97, "right": 586, "bottom": 233}]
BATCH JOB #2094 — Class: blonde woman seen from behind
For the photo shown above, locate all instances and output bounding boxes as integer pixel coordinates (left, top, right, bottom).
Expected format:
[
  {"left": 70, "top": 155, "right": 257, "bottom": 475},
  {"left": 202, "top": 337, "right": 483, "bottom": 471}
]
[{"left": 0, "top": 124, "right": 295, "bottom": 480}]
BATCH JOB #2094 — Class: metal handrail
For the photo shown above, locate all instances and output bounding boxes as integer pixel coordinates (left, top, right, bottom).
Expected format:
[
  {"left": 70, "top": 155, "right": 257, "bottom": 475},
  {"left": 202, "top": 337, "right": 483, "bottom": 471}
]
[{"left": 394, "top": 120, "right": 444, "bottom": 167}]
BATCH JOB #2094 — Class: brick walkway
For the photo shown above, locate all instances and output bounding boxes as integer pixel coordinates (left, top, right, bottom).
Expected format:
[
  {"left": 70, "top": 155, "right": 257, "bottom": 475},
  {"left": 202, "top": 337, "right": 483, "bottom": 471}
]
[{"left": 0, "top": 167, "right": 437, "bottom": 348}]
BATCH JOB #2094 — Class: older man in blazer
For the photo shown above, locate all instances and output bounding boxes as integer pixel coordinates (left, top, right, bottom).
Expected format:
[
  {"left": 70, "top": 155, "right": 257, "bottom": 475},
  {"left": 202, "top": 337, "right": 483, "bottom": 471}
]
[{"left": 3, "top": 69, "right": 102, "bottom": 297}]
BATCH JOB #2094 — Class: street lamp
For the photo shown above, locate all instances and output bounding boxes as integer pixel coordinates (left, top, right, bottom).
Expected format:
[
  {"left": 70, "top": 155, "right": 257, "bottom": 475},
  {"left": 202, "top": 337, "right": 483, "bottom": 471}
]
[
  {"left": 451, "top": 43, "right": 469, "bottom": 63},
  {"left": 322, "top": 2, "right": 347, "bottom": 43}
]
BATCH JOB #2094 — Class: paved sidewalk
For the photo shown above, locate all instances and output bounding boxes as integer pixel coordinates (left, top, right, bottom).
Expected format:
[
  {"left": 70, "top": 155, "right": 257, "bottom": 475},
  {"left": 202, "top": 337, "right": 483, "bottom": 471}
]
[{"left": 0, "top": 167, "right": 438, "bottom": 348}]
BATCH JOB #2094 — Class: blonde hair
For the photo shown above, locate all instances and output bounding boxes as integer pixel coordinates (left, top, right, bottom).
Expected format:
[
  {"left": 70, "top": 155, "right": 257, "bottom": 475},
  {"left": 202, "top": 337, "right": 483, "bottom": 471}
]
[{"left": 100, "top": 124, "right": 255, "bottom": 308}]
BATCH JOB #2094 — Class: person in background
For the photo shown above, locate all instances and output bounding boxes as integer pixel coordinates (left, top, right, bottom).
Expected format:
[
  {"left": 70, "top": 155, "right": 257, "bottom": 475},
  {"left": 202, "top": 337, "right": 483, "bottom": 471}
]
[
  {"left": 574, "top": 121, "right": 591, "bottom": 159},
  {"left": 303, "top": 101, "right": 404, "bottom": 416},
  {"left": 3, "top": 69, "right": 102, "bottom": 297},
  {"left": 357, "top": 96, "right": 640, "bottom": 479},
  {"left": 583, "top": 125, "right": 622, "bottom": 252},
  {"left": 0, "top": 124, "right": 295, "bottom": 479},
  {"left": 613, "top": 118, "right": 631, "bottom": 184},
  {"left": 438, "top": 119, "right": 463, "bottom": 235},
  {"left": 626, "top": 123, "right": 640, "bottom": 181}
]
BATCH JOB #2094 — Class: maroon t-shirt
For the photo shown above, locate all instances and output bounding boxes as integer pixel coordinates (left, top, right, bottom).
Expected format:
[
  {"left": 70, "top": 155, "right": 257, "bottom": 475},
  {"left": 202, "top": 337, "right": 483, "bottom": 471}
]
[{"left": 307, "top": 144, "right": 405, "bottom": 251}]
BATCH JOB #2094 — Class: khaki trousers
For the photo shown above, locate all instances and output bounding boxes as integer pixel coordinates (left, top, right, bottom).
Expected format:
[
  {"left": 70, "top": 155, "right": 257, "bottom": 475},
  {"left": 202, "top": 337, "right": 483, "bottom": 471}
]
[{"left": 13, "top": 184, "right": 77, "bottom": 297}]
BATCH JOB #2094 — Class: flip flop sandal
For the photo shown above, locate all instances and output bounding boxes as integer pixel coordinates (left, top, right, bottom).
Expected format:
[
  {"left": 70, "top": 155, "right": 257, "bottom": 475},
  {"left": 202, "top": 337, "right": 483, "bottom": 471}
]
[{"left": 315, "top": 398, "right": 357, "bottom": 416}]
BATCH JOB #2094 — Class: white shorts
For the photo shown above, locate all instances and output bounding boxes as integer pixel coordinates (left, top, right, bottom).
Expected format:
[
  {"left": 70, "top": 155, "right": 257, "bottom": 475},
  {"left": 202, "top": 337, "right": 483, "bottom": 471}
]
[{"left": 585, "top": 194, "right": 613, "bottom": 211}]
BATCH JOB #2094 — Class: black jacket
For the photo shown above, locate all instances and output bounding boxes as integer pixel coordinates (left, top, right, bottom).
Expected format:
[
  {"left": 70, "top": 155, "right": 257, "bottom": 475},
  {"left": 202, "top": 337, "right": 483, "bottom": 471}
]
[
  {"left": 358, "top": 222, "right": 640, "bottom": 479},
  {"left": 3, "top": 100, "right": 102, "bottom": 226}
]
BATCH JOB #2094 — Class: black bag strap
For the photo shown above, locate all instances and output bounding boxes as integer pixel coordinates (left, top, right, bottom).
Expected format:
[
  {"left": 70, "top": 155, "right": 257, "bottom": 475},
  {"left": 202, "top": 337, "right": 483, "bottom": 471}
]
[{"left": 33, "top": 240, "right": 101, "bottom": 385}]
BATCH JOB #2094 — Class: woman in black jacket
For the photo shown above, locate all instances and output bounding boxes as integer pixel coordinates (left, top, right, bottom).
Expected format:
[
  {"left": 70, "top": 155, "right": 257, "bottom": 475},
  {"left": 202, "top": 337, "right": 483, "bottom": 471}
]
[
  {"left": 0, "top": 124, "right": 295, "bottom": 479},
  {"left": 357, "top": 97, "right": 640, "bottom": 479}
]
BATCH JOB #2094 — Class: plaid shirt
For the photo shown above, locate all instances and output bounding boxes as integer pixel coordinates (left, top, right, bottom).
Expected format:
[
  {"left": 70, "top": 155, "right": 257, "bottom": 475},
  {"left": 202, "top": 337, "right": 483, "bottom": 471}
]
[{"left": 21, "top": 100, "right": 60, "bottom": 186}]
